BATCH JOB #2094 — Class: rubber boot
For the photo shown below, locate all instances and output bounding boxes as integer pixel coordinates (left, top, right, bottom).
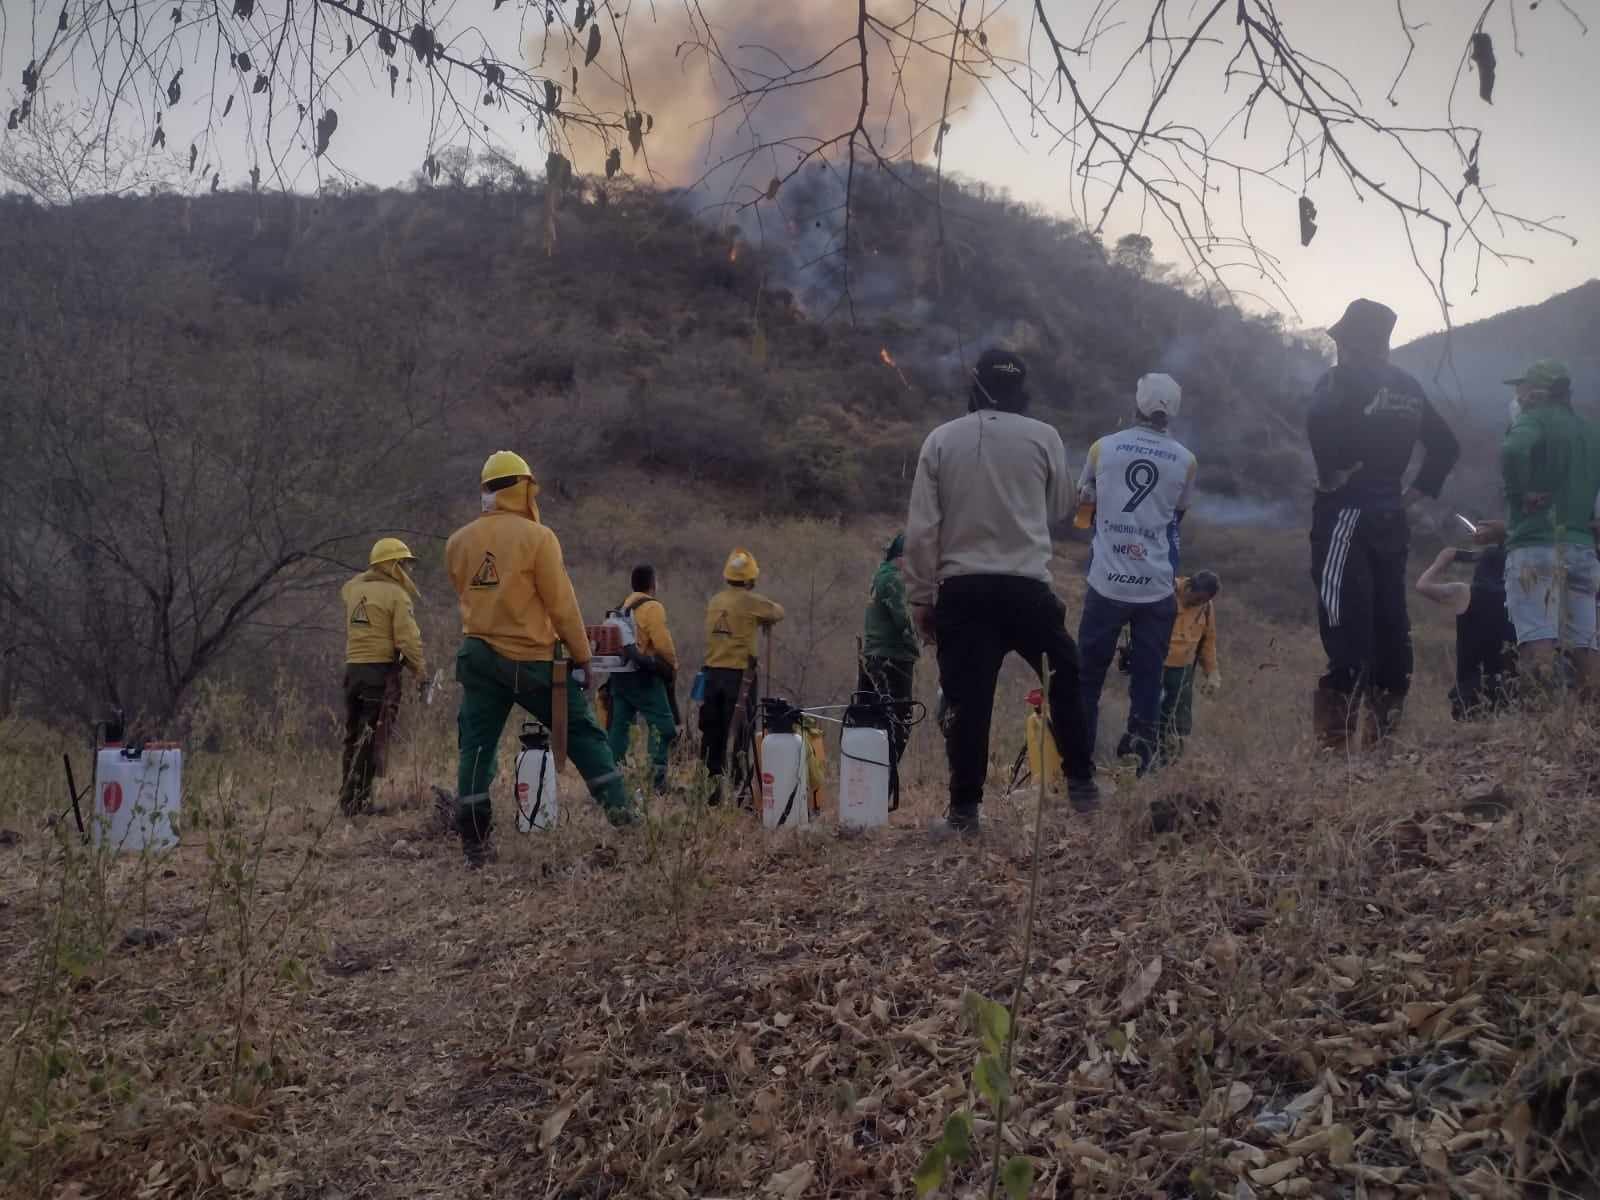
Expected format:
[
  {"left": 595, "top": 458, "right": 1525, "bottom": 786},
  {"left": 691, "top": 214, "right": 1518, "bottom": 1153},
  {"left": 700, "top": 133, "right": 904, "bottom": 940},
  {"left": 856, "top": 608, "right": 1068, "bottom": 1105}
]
[
  {"left": 457, "top": 794, "right": 495, "bottom": 868},
  {"left": 1313, "top": 688, "right": 1359, "bottom": 751}
]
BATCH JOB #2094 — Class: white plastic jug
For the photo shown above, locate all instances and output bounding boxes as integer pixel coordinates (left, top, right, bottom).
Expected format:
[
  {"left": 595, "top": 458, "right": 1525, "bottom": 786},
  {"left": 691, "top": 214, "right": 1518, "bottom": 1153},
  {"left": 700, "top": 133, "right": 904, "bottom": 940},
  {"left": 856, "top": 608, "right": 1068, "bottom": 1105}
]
[
  {"left": 760, "top": 732, "right": 809, "bottom": 830},
  {"left": 839, "top": 725, "right": 891, "bottom": 829},
  {"left": 93, "top": 745, "right": 181, "bottom": 852},
  {"left": 513, "top": 739, "right": 559, "bottom": 833}
]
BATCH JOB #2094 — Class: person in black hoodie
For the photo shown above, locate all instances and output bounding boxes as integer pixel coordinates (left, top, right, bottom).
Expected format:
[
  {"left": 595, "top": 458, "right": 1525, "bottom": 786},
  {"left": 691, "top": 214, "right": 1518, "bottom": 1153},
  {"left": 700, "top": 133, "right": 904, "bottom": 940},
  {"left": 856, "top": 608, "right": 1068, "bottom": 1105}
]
[{"left": 1307, "top": 299, "right": 1460, "bottom": 748}]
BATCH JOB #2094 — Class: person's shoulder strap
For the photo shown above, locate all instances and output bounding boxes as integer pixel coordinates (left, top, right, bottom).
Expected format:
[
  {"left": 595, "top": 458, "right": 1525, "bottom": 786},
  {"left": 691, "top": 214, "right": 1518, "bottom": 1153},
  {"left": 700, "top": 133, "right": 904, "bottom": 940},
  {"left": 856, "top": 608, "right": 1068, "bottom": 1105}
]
[{"left": 624, "top": 594, "right": 659, "bottom": 616}]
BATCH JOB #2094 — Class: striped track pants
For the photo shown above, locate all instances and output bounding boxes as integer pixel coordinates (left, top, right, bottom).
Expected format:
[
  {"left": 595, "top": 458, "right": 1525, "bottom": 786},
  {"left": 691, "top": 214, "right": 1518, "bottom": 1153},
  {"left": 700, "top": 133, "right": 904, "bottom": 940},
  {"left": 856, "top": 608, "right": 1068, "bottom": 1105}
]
[{"left": 1309, "top": 503, "right": 1414, "bottom": 695}]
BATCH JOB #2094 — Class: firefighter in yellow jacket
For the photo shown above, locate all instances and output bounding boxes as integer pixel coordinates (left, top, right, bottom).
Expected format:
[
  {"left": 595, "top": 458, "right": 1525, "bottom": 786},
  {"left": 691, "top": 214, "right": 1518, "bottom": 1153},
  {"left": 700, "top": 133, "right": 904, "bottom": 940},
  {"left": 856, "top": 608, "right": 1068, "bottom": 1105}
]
[
  {"left": 1158, "top": 571, "right": 1221, "bottom": 765},
  {"left": 606, "top": 564, "right": 679, "bottom": 791},
  {"left": 446, "top": 451, "right": 631, "bottom": 866},
  {"left": 700, "top": 549, "right": 784, "bottom": 801},
  {"left": 340, "top": 538, "right": 426, "bottom": 816}
]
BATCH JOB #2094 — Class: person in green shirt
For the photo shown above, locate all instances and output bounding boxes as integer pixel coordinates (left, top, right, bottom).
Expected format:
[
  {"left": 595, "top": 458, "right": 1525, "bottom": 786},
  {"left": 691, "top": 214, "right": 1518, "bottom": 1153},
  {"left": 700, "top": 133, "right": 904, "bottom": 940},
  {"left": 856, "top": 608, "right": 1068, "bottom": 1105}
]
[
  {"left": 1495, "top": 360, "right": 1600, "bottom": 694},
  {"left": 858, "top": 532, "right": 920, "bottom": 806}
]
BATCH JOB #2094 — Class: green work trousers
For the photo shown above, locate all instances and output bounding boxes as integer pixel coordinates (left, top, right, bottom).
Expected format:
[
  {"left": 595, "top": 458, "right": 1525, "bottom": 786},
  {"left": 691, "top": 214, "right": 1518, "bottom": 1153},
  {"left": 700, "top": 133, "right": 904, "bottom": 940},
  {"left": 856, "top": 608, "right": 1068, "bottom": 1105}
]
[
  {"left": 605, "top": 671, "right": 677, "bottom": 787},
  {"left": 1158, "top": 664, "right": 1196, "bottom": 764},
  {"left": 454, "top": 638, "right": 629, "bottom": 840}
]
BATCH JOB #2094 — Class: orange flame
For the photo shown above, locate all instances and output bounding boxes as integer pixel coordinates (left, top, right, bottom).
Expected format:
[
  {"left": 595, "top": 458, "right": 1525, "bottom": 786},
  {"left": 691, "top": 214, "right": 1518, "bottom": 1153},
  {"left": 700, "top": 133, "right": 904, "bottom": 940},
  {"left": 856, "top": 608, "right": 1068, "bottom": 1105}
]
[
  {"left": 729, "top": 243, "right": 740, "bottom": 263},
  {"left": 879, "top": 347, "right": 911, "bottom": 390}
]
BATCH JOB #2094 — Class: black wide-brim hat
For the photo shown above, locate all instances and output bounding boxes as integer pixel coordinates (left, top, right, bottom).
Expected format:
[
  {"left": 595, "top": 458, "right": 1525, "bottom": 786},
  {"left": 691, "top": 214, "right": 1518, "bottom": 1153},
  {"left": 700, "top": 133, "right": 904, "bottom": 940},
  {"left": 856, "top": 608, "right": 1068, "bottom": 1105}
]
[{"left": 1328, "top": 298, "right": 1398, "bottom": 349}]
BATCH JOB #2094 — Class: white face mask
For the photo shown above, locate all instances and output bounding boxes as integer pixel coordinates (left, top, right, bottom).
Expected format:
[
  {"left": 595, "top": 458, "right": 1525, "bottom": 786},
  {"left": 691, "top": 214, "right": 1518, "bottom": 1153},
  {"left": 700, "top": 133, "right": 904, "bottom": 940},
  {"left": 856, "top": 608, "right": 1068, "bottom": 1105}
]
[
  {"left": 481, "top": 491, "right": 497, "bottom": 512},
  {"left": 1508, "top": 396, "right": 1521, "bottom": 428}
]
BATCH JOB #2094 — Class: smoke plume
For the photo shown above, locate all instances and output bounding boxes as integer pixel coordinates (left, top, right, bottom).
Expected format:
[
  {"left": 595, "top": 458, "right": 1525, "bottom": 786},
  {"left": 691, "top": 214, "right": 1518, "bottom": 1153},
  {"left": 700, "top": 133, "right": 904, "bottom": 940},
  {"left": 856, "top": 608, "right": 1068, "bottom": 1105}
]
[{"left": 540, "top": 1, "right": 1008, "bottom": 196}]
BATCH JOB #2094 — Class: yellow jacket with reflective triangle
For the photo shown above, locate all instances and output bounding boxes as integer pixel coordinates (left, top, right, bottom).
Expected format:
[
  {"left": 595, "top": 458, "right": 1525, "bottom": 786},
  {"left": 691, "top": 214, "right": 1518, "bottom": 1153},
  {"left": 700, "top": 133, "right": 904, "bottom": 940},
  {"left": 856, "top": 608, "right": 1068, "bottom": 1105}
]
[
  {"left": 342, "top": 567, "right": 425, "bottom": 673},
  {"left": 445, "top": 482, "right": 591, "bottom": 665},
  {"left": 623, "top": 592, "right": 678, "bottom": 672},
  {"left": 703, "top": 586, "right": 785, "bottom": 669}
]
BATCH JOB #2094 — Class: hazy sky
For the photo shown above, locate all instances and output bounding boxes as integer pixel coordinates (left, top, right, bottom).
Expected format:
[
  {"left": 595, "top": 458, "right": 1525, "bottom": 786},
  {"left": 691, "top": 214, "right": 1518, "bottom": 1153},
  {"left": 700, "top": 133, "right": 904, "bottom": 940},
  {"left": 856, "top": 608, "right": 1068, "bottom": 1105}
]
[
  {"left": 3, "top": 0, "right": 1594, "bottom": 342},
  {"left": 950, "top": 1, "right": 1600, "bottom": 342}
]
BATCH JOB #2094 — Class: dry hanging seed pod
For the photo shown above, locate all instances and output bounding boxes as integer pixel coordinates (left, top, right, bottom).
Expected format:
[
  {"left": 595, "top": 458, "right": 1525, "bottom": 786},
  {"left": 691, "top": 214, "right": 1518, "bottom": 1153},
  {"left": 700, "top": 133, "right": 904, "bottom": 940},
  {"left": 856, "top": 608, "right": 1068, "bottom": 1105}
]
[
  {"left": 1298, "top": 195, "right": 1318, "bottom": 247},
  {"left": 410, "top": 24, "right": 435, "bottom": 64},
  {"left": 315, "top": 109, "right": 338, "bottom": 156},
  {"left": 1471, "top": 33, "right": 1496, "bottom": 103}
]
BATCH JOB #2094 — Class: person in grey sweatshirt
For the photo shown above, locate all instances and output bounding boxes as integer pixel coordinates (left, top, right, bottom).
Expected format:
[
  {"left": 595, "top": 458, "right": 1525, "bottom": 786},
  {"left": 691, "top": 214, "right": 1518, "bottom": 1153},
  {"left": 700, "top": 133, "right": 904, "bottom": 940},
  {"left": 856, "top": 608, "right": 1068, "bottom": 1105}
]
[{"left": 904, "top": 348, "right": 1100, "bottom": 833}]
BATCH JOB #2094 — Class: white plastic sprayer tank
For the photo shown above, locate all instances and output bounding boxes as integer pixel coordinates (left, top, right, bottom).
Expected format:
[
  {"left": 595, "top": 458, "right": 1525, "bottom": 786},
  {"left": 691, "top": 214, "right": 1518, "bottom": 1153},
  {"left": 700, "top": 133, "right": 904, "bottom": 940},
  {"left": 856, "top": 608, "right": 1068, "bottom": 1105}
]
[
  {"left": 758, "top": 699, "right": 809, "bottom": 830},
  {"left": 760, "top": 731, "right": 809, "bottom": 829},
  {"left": 514, "top": 722, "right": 559, "bottom": 833},
  {"left": 838, "top": 725, "right": 891, "bottom": 829},
  {"left": 93, "top": 744, "right": 181, "bottom": 852}
]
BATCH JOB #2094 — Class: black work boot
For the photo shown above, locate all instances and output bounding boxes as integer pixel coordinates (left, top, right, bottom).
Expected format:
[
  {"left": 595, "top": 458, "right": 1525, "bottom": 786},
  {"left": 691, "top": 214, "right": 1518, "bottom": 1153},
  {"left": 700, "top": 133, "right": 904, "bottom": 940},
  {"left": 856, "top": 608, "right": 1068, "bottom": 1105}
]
[
  {"left": 457, "top": 794, "right": 495, "bottom": 869},
  {"left": 1067, "top": 776, "right": 1102, "bottom": 814},
  {"left": 931, "top": 799, "right": 982, "bottom": 838}
]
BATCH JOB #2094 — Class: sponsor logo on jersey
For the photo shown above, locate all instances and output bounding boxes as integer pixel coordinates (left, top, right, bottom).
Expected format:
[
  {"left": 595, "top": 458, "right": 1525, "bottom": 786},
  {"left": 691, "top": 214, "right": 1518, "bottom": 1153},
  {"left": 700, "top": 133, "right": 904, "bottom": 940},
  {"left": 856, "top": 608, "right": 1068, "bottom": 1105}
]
[
  {"left": 1104, "top": 572, "right": 1155, "bottom": 586},
  {"left": 1103, "top": 521, "right": 1165, "bottom": 539},
  {"left": 1111, "top": 542, "right": 1149, "bottom": 560}
]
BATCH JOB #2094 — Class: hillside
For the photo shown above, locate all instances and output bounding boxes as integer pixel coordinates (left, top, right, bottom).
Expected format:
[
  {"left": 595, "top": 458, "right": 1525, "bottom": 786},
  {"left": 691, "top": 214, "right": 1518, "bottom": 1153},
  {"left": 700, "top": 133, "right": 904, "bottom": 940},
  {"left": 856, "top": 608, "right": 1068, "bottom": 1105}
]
[
  {"left": 0, "top": 166, "right": 1326, "bottom": 518},
  {"left": 0, "top": 167, "right": 1333, "bottom": 720},
  {"left": 1395, "top": 279, "right": 1600, "bottom": 416}
]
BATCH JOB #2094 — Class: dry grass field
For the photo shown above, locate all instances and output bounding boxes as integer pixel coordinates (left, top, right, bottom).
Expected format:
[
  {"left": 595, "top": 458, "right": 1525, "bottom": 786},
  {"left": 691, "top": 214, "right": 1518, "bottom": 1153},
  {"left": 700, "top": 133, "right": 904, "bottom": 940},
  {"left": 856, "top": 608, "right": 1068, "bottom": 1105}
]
[{"left": 3, "top": 526, "right": 1598, "bottom": 1199}]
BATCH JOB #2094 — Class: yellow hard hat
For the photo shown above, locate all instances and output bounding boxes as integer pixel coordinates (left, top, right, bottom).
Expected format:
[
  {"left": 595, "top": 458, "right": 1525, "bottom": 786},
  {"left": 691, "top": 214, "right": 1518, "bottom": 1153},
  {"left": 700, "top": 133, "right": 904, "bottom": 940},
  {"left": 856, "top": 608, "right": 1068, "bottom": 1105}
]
[
  {"left": 481, "top": 450, "right": 533, "bottom": 486},
  {"left": 369, "top": 537, "right": 415, "bottom": 566},
  {"left": 723, "top": 548, "right": 760, "bottom": 583}
]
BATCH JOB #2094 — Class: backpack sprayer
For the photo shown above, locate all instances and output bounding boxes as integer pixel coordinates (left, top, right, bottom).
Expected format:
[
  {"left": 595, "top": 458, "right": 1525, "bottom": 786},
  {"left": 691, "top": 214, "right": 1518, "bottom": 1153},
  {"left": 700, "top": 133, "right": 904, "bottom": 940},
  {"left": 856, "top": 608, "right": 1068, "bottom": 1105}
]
[
  {"left": 754, "top": 690, "right": 928, "bottom": 830},
  {"left": 60, "top": 710, "right": 183, "bottom": 852},
  {"left": 1005, "top": 688, "right": 1060, "bottom": 798},
  {"left": 513, "top": 719, "right": 558, "bottom": 833}
]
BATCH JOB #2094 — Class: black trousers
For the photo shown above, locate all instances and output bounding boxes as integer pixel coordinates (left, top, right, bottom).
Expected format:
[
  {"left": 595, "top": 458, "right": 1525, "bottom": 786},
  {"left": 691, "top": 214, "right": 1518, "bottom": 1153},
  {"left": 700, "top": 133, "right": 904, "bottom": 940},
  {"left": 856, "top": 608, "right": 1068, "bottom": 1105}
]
[
  {"left": 935, "top": 575, "right": 1095, "bottom": 809},
  {"left": 857, "top": 656, "right": 915, "bottom": 808},
  {"left": 698, "top": 665, "right": 754, "bottom": 779},
  {"left": 1310, "top": 501, "right": 1413, "bottom": 696},
  {"left": 340, "top": 662, "right": 400, "bottom": 815}
]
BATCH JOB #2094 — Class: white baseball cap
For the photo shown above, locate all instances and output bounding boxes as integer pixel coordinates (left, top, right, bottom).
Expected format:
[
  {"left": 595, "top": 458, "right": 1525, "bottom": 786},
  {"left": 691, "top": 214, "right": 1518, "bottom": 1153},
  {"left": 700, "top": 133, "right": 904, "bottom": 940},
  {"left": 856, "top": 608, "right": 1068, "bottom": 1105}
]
[{"left": 1136, "top": 373, "right": 1182, "bottom": 419}]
